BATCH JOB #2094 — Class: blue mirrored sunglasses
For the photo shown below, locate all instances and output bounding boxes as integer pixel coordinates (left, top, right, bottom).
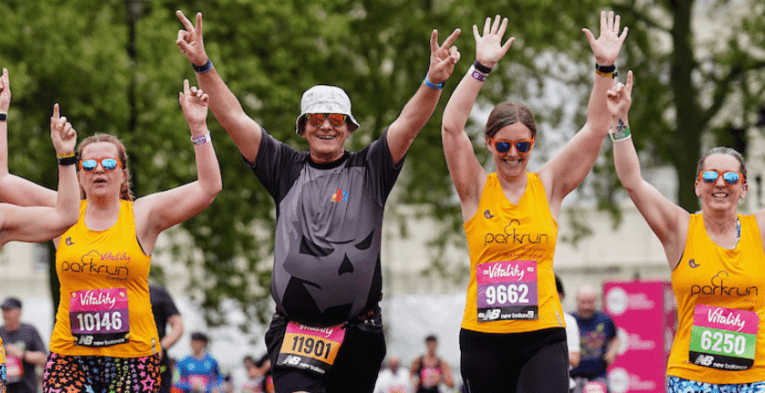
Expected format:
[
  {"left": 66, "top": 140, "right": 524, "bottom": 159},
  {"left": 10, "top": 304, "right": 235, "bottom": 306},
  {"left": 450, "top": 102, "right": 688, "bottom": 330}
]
[
  {"left": 79, "top": 157, "right": 122, "bottom": 173},
  {"left": 698, "top": 170, "right": 743, "bottom": 186},
  {"left": 489, "top": 137, "right": 535, "bottom": 154}
]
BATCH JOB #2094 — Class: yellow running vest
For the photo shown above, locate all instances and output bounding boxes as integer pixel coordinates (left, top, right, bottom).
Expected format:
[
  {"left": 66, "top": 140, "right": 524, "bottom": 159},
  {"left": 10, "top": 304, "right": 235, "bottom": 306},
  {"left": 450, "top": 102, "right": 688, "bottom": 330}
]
[
  {"left": 668, "top": 213, "right": 765, "bottom": 384},
  {"left": 461, "top": 172, "right": 564, "bottom": 334},
  {"left": 50, "top": 200, "right": 159, "bottom": 357}
]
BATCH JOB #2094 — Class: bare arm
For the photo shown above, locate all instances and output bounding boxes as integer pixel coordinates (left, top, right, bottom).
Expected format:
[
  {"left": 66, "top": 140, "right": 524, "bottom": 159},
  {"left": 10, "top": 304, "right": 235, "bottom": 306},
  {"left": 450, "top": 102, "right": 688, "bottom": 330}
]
[
  {"left": 0, "top": 68, "right": 58, "bottom": 207},
  {"left": 134, "top": 80, "right": 222, "bottom": 254},
  {"left": 441, "top": 360, "right": 455, "bottom": 388},
  {"left": 176, "top": 11, "right": 263, "bottom": 164},
  {"left": 539, "top": 11, "right": 629, "bottom": 218},
  {"left": 386, "top": 28, "right": 461, "bottom": 165},
  {"left": 442, "top": 16, "right": 515, "bottom": 221},
  {"left": 0, "top": 102, "right": 80, "bottom": 246},
  {"left": 4, "top": 344, "right": 46, "bottom": 367},
  {"left": 609, "top": 72, "right": 689, "bottom": 269},
  {"left": 604, "top": 335, "right": 621, "bottom": 366},
  {"left": 161, "top": 314, "right": 185, "bottom": 350}
]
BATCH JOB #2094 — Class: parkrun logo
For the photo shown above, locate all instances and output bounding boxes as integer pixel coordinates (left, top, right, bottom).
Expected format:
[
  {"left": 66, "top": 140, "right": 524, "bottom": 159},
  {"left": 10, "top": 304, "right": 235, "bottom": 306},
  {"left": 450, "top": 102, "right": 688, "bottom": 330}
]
[
  {"left": 60, "top": 250, "right": 129, "bottom": 280},
  {"left": 690, "top": 271, "right": 758, "bottom": 297},
  {"left": 484, "top": 219, "right": 549, "bottom": 245}
]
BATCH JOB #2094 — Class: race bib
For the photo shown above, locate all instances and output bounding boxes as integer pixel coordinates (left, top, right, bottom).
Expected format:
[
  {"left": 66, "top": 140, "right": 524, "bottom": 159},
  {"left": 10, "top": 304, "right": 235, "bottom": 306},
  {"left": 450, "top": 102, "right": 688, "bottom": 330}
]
[
  {"left": 476, "top": 260, "right": 538, "bottom": 322},
  {"left": 69, "top": 288, "right": 130, "bottom": 347},
  {"left": 4, "top": 356, "right": 21, "bottom": 383},
  {"left": 277, "top": 322, "right": 345, "bottom": 375},
  {"left": 689, "top": 305, "right": 758, "bottom": 370}
]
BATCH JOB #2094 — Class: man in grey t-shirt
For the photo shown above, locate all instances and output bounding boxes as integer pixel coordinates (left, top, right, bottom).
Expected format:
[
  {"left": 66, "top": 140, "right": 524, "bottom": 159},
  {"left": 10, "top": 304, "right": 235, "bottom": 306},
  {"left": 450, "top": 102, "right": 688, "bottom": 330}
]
[
  {"left": 175, "top": 9, "right": 460, "bottom": 393},
  {"left": 1, "top": 298, "right": 47, "bottom": 393}
]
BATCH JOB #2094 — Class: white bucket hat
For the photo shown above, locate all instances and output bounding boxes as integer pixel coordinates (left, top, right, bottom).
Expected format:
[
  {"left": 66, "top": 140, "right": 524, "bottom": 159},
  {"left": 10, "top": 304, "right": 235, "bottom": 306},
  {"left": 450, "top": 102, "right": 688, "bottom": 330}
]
[{"left": 295, "top": 85, "right": 360, "bottom": 134}]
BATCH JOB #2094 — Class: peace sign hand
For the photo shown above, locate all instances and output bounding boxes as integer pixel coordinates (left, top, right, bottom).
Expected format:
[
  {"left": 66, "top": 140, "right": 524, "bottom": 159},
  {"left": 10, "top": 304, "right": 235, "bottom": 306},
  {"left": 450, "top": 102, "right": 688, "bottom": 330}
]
[
  {"left": 176, "top": 10, "right": 209, "bottom": 67},
  {"left": 582, "top": 11, "right": 629, "bottom": 66},
  {"left": 427, "top": 29, "right": 462, "bottom": 85}
]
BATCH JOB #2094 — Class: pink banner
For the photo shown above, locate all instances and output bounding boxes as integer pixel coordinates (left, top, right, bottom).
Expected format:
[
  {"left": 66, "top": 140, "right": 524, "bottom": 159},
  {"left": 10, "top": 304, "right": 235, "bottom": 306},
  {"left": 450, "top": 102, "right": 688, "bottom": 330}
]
[{"left": 604, "top": 281, "right": 675, "bottom": 393}]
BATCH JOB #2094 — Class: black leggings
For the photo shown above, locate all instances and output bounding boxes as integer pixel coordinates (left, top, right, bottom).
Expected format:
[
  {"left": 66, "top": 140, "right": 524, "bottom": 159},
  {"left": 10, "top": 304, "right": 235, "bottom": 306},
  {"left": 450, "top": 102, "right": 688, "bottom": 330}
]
[{"left": 460, "top": 328, "right": 569, "bottom": 393}]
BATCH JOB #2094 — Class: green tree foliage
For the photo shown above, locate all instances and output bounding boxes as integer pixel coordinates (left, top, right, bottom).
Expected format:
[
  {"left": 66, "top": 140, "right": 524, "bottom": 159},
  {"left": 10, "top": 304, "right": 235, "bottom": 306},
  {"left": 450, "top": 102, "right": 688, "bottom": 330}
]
[
  {"left": 612, "top": 0, "right": 765, "bottom": 211},
  {"left": 3, "top": 0, "right": 761, "bottom": 326}
]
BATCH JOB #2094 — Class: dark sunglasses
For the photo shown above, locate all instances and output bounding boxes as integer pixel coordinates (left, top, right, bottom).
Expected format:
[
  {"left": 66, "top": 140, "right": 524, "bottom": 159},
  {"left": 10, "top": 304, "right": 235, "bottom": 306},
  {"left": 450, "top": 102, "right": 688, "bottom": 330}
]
[
  {"left": 698, "top": 170, "right": 744, "bottom": 186},
  {"left": 307, "top": 113, "right": 348, "bottom": 128},
  {"left": 79, "top": 157, "right": 122, "bottom": 173},
  {"left": 488, "top": 137, "right": 535, "bottom": 154}
]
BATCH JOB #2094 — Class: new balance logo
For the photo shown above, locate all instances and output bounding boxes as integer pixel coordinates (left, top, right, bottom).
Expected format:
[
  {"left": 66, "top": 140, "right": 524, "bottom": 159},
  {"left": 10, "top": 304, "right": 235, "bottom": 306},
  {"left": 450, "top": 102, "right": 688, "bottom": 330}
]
[
  {"left": 282, "top": 355, "right": 301, "bottom": 366},
  {"left": 694, "top": 354, "right": 714, "bottom": 366}
]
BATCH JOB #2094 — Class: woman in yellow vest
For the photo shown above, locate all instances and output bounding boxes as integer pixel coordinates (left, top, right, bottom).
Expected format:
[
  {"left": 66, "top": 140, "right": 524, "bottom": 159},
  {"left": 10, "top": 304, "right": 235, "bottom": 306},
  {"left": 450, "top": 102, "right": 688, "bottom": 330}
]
[
  {"left": 610, "top": 72, "right": 765, "bottom": 391},
  {"left": 441, "top": 12, "right": 627, "bottom": 392},
  {"left": 0, "top": 68, "right": 81, "bottom": 393},
  {"left": 0, "top": 78, "right": 221, "bottom": 393}
]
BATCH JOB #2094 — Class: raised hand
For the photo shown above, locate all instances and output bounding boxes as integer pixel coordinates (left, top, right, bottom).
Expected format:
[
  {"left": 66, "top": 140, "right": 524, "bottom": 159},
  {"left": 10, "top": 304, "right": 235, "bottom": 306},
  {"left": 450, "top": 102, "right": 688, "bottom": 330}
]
[
  {"left": 582, "top": 11, "right": 629, "bottom": 66},
  {"left": 607, "top": 71, "right": 634, "bottom": 118},
  {"left": 473, "top": 16, "right": 516, "bottom": 69},
  {"left": 0, "top": 68, "right": 10, "bottom": 113},
  {"left": 50, "top": 104, "right": 77, "bottom": 155},
  {"left": 427, "top": 29, "right": 462, "bottom": 84},
  {"left": 179, "top": 79, "right": 209, "bottom": 130},
  {"left": 176, "top": 10, "right": 209, "bottom": 66}
]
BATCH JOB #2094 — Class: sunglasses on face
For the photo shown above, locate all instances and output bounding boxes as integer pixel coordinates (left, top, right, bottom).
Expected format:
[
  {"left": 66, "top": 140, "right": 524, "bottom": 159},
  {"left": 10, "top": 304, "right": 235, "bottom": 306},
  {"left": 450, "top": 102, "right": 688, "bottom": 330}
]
[
  {"left": 307, "top": 113, "right": 348, "bottom": 128},
  {"left": 698, "top": 170, "right": 744, "bottom": 186},
  {"left": 488, "top": 137, "right": 535, "bottom": 154},
  {"left": 79, "top": 157, "right": 122, "bottom": 173}
]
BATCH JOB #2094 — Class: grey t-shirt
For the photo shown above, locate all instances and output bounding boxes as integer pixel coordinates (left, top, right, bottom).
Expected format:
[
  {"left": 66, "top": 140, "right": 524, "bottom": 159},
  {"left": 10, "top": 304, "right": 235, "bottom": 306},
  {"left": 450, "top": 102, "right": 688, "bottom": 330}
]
[
  {"left": 248, "top": 129, "right": 403, "bottom": 326},
  {"left": 0, "top": 323, "right": 47, "bottom": 393}
]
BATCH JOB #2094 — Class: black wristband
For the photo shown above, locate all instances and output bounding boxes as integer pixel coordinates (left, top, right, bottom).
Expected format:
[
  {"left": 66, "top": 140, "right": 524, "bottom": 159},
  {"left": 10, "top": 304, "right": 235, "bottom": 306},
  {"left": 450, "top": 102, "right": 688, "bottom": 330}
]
[
  {"left": 0, "top": 112, "right": 7, "bottom": 121},
  {"left": 473, "top": 60, "right": 493, "bottom": 74},
  {"left": 595, "top": 63, "right": 616, "bottom": 73},
  {"left": 192, "top": 59, "right": 213, "bottom": 74},
  {"left": 57, "top": 154, "right": 78, "bottom": 166}
]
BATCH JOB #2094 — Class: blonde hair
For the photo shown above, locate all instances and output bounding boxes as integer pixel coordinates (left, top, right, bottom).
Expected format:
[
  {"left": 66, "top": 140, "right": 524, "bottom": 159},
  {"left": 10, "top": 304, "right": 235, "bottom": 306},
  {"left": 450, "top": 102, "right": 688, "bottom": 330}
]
[{"left": 77, "top": 134, "right": 133, "bottom": 201}]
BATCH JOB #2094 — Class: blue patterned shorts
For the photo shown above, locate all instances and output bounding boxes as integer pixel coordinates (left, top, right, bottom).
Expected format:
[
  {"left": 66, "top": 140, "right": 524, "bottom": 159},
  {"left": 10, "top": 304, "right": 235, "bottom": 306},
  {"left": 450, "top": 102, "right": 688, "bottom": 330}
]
[{"left": 667, "top": 376, "right": 765, "bottom": 393}]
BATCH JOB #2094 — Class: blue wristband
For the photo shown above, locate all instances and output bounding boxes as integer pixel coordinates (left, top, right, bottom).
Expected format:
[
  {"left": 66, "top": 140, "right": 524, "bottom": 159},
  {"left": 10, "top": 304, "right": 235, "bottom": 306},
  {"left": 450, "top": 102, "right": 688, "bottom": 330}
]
[
  {"left": 192, "top": 59, "right": 213, "bottom": 74},
  {"left": 424, "top": 73, "right": 445, "bottom": 90}
]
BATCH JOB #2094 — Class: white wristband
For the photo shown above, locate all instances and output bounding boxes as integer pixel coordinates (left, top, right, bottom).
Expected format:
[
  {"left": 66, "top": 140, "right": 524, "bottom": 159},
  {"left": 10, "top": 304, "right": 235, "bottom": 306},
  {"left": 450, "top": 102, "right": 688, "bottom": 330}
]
[
  {"left": 191, "top": 133, "right": 211, "bottom": 145},
  {"left": 468, "top": 65, "right": 488, "bottom": 82},
  {"left": 609, "top": 127, "right": 631, "bottom": 142}
]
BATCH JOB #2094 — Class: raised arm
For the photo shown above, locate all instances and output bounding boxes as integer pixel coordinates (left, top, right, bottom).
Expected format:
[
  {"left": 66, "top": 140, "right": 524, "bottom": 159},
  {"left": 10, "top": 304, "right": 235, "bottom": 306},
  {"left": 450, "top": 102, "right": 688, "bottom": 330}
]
[
  {"left": 386, "top": 28, "right": 461, "bottom": 165},
  {"left": 0, "top": 103, "right": 79, "bottom": 246},
  {"left": 442, "top": 16, "right": 515, "bottom": 221},
  {"left": 176, "top": 10, "right": 262, "bottom": 164},
  {"left": 609, "top": 71, "right": 689, "bottom": 269},
  {"left": 0, "top": 68, "right": 58, "bottom": 207},
  {"left": 134, "top": 79, "right": 222, "bottom": 254},
  {"left": 539, "top": 11, "right": 629, "bottom": 216}
]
